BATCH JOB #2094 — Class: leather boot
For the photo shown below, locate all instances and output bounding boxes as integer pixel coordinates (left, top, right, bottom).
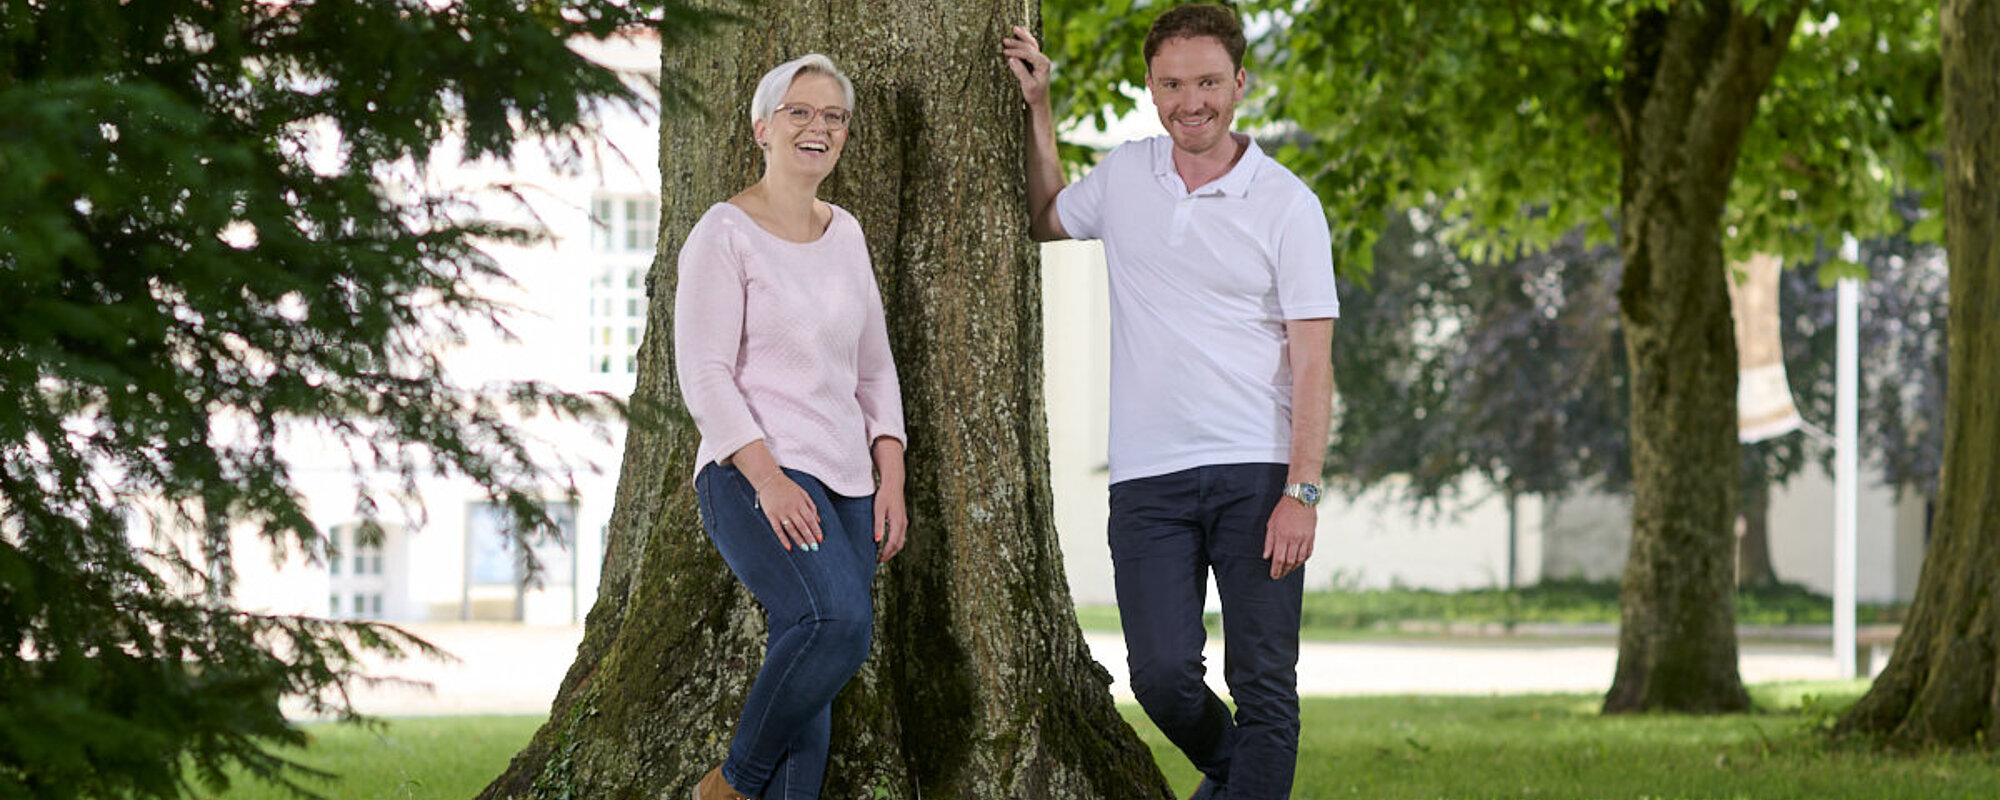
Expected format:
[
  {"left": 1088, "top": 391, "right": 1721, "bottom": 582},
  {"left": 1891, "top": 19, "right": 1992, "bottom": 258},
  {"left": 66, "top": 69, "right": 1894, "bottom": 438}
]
[{"left": 692, "top": 766, "right": 751, "bottom": 800}]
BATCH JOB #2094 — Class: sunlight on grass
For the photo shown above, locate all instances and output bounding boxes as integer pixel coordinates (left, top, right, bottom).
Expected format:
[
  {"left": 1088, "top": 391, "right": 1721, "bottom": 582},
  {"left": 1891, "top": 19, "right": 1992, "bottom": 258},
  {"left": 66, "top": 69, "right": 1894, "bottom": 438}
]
[
  {"left": 207, "top": 716, "right": 544, "bottom": 800},
  {"left": 207, "top": 683, "right": 1999, "bottom": 800}
]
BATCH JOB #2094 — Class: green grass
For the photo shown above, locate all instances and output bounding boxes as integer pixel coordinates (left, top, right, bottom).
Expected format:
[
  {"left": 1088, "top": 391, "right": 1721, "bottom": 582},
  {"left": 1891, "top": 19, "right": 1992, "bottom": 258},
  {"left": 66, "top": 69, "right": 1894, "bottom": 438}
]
[
  {"left": 1144, "top": 684, "right": 2000, "bottom": 799},
  {"left": 201, "top": 716, "right": 544, "bottom": 800},
  {"left": 208, "top": 685, "right": 1999, "bottom": 800},
  {"left": 1076, "top": 579, "right": 1908, "bottom": 640}
]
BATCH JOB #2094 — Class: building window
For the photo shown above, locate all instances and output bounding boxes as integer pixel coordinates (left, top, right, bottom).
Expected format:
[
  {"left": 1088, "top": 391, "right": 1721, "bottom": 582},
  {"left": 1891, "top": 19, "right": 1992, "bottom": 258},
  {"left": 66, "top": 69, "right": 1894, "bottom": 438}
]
[
  {"left": 328, "top": 522, "right": 393, "bottom": 619},
  {"left": 624, "top": 198, "right": 657, "bottom": 252},
  {"left": 592, "top": 198, "right": 615, "bottom": 251},
  {"left": 463, "top": 500, "right": 580, "bottom": 622},
  {"left": 593, "top": 194, "right": 658, "bottom": 255}
]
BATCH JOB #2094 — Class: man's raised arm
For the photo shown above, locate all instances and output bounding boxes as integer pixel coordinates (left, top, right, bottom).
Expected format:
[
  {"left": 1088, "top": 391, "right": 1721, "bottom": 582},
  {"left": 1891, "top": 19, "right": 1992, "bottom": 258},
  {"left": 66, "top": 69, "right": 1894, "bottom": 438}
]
[{"left": 1003, "top": 25, "right": 1070, "bottom": 243}]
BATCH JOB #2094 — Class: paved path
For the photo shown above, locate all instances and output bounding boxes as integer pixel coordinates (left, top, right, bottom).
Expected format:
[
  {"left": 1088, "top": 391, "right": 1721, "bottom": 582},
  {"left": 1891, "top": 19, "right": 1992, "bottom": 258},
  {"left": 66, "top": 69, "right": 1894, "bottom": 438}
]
[{"left": 318, "top": 623, "right": 1847, "bottom": 718}]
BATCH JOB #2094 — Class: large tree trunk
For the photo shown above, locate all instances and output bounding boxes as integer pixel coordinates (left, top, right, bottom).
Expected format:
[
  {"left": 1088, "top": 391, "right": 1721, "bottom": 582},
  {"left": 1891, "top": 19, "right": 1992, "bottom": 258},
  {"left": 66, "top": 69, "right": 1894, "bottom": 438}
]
[
  {"left": 1836, "top": 0, "right": 1999, "bottom": 749},
  {"left": 476, "top": 4, "right": 1172, "bottom": 798},
  {"left": 1603, "top": 0, "right": 1802, "bottom": 714},
  {"left": 1737, "top": 462, "right": 1779, "bottom": 588}
]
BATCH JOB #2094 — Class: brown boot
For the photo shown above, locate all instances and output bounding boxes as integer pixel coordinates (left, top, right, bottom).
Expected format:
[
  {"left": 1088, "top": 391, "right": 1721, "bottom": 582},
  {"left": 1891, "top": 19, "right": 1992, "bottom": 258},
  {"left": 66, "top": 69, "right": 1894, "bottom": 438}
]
[{"left": 692, "top": 766, "right": 751, "bottom": 800}]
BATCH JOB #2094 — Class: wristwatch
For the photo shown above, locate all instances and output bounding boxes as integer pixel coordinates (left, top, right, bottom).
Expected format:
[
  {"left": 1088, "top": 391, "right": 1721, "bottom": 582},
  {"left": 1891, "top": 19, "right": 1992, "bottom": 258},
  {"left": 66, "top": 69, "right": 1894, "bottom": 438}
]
[{"left": 1283, "top": 482, "right": 1322, "bottom": 508}]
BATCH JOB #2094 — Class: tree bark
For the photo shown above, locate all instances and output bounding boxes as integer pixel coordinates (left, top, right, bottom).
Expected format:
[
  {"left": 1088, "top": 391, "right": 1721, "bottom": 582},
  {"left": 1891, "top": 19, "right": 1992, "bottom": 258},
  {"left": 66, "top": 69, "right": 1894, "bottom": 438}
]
[
  {"left": 1836, "top": 0, "right": 2000, "bottom": 749},
  {"left": 476, "top": 3, "right": 1173, "bottom": 798},
  {"left": 1737, "top": 471, "right": 1778, "bottom": 588},
  {"left": 1603, "top": 0, "right": 1803, "bottom": 714}
]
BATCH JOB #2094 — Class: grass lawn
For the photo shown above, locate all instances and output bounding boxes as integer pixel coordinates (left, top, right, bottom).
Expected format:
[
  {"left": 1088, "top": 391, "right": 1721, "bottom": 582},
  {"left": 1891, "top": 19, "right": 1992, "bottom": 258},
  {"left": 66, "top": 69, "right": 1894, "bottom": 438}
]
[{"left": 210, "top": 683, "right": 1998, "bottom": 800}]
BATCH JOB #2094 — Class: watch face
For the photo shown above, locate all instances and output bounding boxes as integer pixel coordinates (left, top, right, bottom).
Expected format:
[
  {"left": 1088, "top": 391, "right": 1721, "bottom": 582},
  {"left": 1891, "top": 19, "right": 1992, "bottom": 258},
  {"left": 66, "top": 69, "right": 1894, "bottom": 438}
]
[{"left": 1301, "top": 484, "right": 1321, "bottom": 504}]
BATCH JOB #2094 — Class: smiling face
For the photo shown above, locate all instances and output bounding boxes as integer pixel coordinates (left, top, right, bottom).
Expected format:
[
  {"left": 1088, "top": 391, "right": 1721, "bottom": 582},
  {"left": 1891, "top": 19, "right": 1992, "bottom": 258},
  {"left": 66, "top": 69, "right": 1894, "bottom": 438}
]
[
  {"left": 1145, "top": 35, "right": 1245, "bottom": 159},
  {"left": 754, "top": 71, "right": 850, "bottom": 180}
]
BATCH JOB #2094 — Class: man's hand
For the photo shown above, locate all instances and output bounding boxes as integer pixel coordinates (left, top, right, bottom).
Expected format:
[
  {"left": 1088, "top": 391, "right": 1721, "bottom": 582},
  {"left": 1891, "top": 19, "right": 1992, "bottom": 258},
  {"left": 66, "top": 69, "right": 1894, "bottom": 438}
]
[
  {"left": 1264, "top": 497, "right": 1316, "bottom": 579},
  {"left": 1003, "top": 25, "right": 1070, "bottom": 242},
  {"left": 1003, "top": 26, "right": 1051, "bottom": 106}
]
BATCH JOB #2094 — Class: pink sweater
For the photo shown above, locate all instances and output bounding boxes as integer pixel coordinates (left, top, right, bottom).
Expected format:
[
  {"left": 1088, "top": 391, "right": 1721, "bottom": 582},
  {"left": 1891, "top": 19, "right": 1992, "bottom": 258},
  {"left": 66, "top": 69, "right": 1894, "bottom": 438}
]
[{"left": 673, "top": 202, "right": 905, "bottom": 497}]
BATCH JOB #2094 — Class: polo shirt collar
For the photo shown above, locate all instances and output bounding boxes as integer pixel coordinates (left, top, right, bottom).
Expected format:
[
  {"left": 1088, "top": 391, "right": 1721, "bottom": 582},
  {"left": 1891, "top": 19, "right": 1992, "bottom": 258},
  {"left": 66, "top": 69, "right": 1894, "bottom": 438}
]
[{"left": 1151, "top": 134, "right": 1266, "bottom": 198}]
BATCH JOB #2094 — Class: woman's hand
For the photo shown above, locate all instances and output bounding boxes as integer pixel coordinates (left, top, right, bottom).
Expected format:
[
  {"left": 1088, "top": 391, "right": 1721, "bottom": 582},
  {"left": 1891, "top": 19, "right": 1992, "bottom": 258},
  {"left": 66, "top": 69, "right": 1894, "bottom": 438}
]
[
  {"left": 728, "top": 441, "right": 821, "bottom": 550},
  {"left": 755, "top": 471, "right": 823, "bottom": 551},
  {"left": 874, "top": 484, "right": 907, "bottom": 563},
  {"left": 870, "top": 436, "right": 907, "bottom": 563}
]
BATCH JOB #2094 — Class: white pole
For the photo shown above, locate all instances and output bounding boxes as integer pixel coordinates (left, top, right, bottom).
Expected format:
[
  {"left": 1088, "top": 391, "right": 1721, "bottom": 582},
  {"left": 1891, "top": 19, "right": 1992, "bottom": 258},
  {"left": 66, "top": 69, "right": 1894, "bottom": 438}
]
[{"left": 1834, "top": 235, "right": 1861, "bottom": 680}]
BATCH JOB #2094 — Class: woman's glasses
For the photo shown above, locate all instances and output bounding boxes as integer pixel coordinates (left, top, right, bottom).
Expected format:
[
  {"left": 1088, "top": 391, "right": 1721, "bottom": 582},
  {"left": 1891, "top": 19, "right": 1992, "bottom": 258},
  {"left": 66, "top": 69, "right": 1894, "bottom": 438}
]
[{"left": 774, "top": 103, "right": 853, "bottom": 130}]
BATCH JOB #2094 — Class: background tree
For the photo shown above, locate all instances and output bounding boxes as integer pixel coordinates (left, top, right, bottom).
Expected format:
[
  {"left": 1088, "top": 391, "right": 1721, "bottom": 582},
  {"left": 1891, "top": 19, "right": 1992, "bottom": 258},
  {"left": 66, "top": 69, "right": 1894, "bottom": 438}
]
[
  {"left": 1332, "top": 209, "right": 1946, "bottom": 592},
  {"left": 477, "top": 3, "right": 1171, "bottom": 798},
  {"left": 1325, "top": 214, "right": 1630, "bottom": 589},
  {"left": 1050, "top": 0, "right": 1941, "bottom": 712},
  {"left": 0, "top": 2, "right": 717, "bottom": 797},
  {"left": 1837, "top": 0, "right": 1998, "bottom": 748},
  {"left": 1739, "top": 213, "right": 1951, "bottom": 588}
]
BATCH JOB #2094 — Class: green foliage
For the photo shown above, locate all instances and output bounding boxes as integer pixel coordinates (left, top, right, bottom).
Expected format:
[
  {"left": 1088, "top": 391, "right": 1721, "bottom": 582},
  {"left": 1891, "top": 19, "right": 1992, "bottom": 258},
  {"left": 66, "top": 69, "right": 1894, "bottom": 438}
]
[
  {"left": 1044, "top": 0, "right": 1941, "bottom": 274},
  {"left": 1326, "top": 214, "right": 1631, "bottom": 507},
  {"left": 0, "top": 1, "right": 724, "bottom": 797},
  {"left": 1809, "top": 206, "right": 1951, "bottom": 498},
  {"left": 1042, "top": 1, "right": 1944, "bottom": 540}
]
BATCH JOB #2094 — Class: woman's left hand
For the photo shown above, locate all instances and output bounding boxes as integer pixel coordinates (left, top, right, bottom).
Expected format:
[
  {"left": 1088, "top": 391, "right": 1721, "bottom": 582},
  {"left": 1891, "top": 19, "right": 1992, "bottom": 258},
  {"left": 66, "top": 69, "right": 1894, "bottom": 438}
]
[{"left": 874, "top": 485, "right": 907, "bottom": 563}]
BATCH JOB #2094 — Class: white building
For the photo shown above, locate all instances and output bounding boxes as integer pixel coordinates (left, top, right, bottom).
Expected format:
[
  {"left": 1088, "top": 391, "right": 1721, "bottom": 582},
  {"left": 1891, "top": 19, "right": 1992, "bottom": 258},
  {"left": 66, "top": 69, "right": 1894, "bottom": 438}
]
[
  {"left": 204, "top": 34, "right": 1926, "bottom": 625},
  {"left": 174, "top": 35, "right": 660, "bottom": 625}
]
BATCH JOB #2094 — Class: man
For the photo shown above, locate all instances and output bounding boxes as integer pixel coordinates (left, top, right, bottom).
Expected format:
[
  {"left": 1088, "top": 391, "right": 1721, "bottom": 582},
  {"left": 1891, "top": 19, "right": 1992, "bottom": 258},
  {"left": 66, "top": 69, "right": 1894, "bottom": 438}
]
[{"left": 1004, "top": 5, "right": 1336, "bottom": 799}]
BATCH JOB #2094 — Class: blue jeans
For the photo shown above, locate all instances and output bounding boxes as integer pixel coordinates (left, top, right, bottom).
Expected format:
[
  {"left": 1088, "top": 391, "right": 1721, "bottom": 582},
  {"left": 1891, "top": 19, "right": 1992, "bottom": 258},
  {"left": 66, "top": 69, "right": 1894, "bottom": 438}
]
[
  {"left": 1109, "top": 463, "right": 1304, "bottom": 800},
  {"left": 697, "top": 464, "right": 877, "bottom": 800}
]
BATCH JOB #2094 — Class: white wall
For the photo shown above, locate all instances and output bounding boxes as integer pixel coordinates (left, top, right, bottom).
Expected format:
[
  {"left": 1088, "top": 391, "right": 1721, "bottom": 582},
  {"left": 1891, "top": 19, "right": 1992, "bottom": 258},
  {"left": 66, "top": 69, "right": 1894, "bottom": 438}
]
[
  {"left": 1767, "top": 463, "right": 1920, "bottom": 604},
  {"left": 1539, "top": 463, "right": 1925, "bottom": 604}
]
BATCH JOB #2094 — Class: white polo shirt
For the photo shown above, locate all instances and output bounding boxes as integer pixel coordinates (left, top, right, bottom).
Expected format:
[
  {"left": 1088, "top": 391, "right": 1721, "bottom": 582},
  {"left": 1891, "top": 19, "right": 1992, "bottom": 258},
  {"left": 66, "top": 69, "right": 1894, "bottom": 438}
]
[{"left": 1057, "top": 135, "right": 1339, "bottom": 484}]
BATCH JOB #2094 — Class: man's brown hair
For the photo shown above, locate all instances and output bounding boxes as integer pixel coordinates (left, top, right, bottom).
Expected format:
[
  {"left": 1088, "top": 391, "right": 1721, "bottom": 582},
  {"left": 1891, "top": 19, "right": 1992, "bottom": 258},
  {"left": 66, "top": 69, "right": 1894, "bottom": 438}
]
[{"left": 1143, "top": 4, "right": 1247, "bottom": 71}]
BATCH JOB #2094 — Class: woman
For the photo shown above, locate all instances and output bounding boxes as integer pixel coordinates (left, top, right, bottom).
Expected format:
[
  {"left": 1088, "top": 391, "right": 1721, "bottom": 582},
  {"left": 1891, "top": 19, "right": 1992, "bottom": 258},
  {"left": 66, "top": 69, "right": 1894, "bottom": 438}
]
[{"left": 673, "top": 54, "right": 907, "bottom": 800}]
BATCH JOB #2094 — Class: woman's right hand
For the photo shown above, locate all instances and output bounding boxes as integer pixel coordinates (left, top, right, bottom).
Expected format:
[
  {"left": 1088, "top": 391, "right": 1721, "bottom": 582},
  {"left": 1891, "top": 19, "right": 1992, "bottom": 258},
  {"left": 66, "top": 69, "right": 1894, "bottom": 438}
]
[{"left": 754, "top": 471, "right": 823, "bottom": 550}]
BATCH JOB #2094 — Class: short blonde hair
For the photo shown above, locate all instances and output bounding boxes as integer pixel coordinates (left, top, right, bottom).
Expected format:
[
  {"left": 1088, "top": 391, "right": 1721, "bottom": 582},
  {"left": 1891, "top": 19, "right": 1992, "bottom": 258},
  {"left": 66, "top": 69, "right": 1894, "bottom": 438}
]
[{"left": 749, "top": 54, "right": 856, "bottom": 125}]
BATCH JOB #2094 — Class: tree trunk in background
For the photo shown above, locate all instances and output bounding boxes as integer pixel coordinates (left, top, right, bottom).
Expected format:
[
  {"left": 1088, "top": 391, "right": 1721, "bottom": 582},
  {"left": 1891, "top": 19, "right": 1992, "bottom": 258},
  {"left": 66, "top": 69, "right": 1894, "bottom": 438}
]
[
  {"left": 1603, "top": 0, "right": 1803, "bottom": 714},
  {"left": 1736, "top": 474, "right": 1778, "bottom": 588},
  {"left": 1836, "top": 0, "right": 2000, "bottom": 749},
  {"left": 476, "top": 3, "right": 1173, "bottom": 798}
]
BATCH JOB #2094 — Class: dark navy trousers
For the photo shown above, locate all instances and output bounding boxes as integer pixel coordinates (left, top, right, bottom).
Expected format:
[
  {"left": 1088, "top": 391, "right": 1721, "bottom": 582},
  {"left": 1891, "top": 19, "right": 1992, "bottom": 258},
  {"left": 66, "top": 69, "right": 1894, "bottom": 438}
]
[
  {"left": 697, "top": 464, "right": 877, "bottom": 800},
  {"left": 1109, "top": 463, "right": 1304, "bottom": 800}
]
